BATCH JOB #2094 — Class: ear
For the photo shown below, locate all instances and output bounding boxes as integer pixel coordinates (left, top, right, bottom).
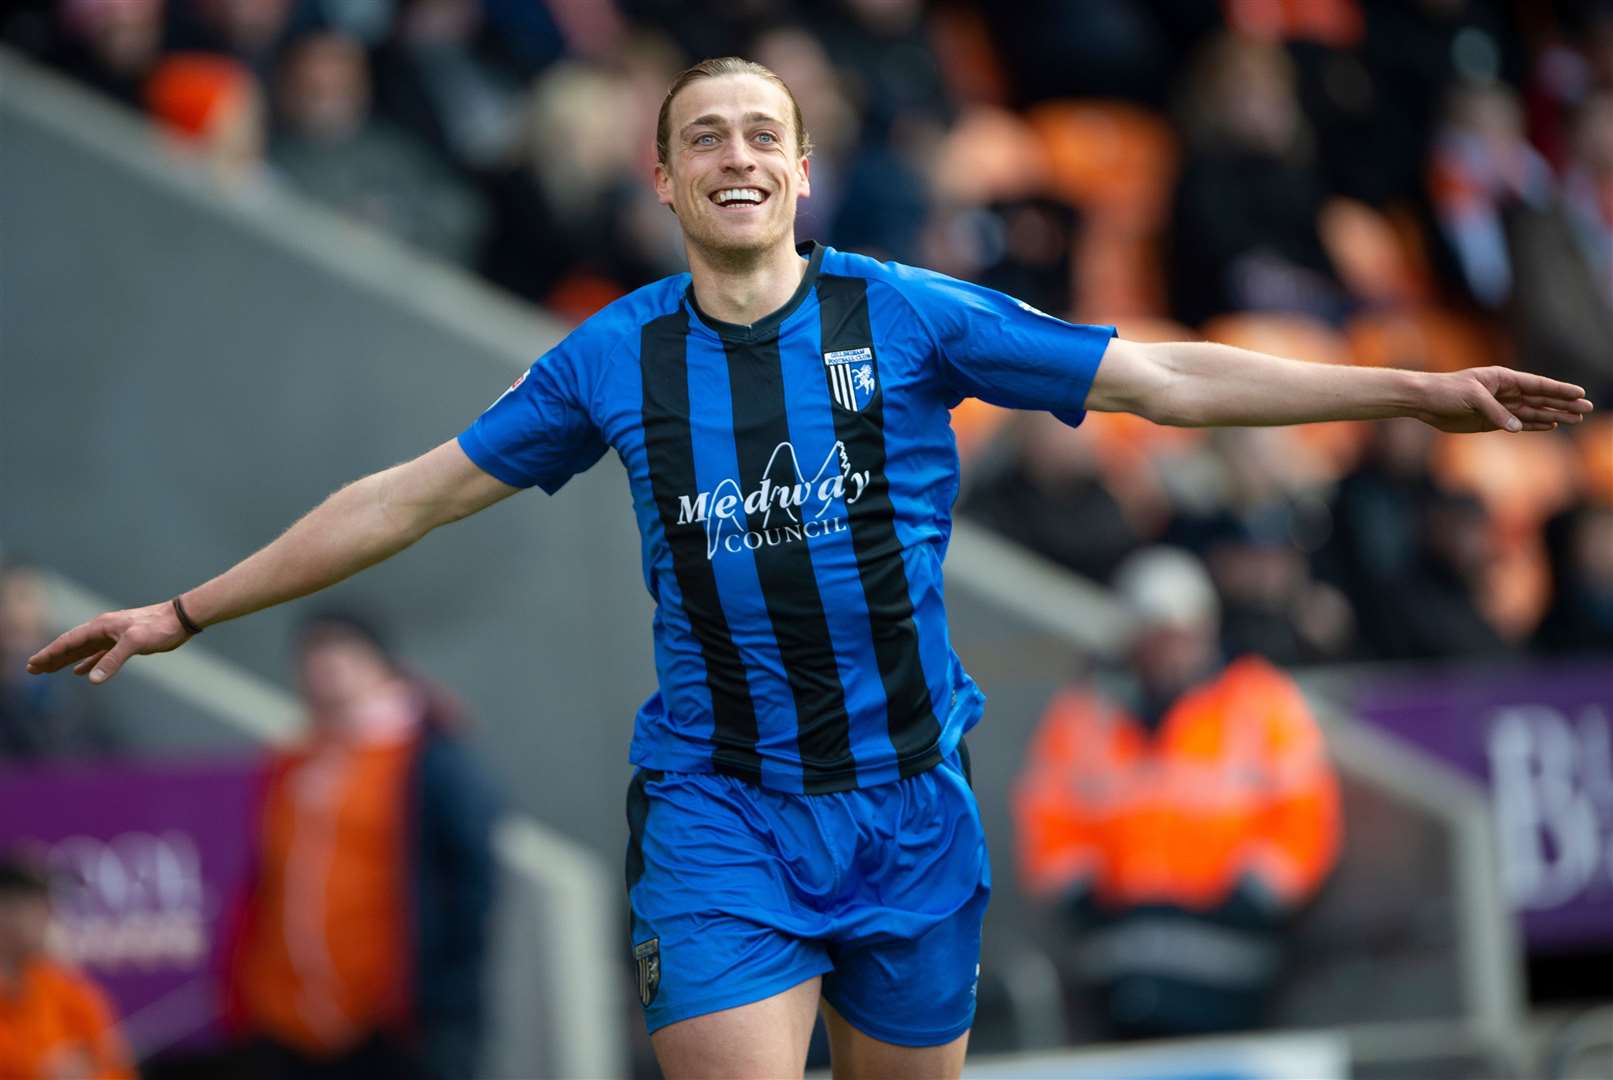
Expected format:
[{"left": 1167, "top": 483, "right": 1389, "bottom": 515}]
[
  {"left": 796, "top": 154, "right": 811, "bottom": 200},
  {"left": 654, "top": 160, "right": 674, "bottom": 209}
]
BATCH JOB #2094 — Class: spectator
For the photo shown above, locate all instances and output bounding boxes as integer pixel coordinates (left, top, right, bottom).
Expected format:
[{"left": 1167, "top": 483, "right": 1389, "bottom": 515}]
[
  {"left": 979, "top": 0, "right": 1175, "bottom": 107},
  {"left": 145, "top": 52, "right": 269, "bottom": 189},
  {"left": 1427, "top": 81, "right": 1553, "bottom": 308},
  {"left": 270, "top": 31, "right": 487, "bottom": 265},
  {"left": 0, "top": 563, "right": 120, "bottom": 761},
  {"left": 1199, "top": 506, "right": 1355, "bottom": 666},
  {"left": 960, "top": 412, "right": 1157, "bottom": 584},
  {"left": 1014, "top": 547, "right": 1341, "bottom": 1039},
  {"left": 480, "top": 56, "right": 683, "bottom": 312},
  {"left": 168, "top": 0, "right": 304, "bottom": 85},
  {"left": 1507, "top": 89, "right": 1613, "bottom": 402},
  {"left": 225, "top": 613, "right": 500, "bottom": 1080},
  {"left": 373, "top": 0, "right": 524, "bottom": 172},
  {"left": 751, "top": 24, "right": 858, "bottom": 243},
  {"left": 48, "top": 0, "right": 167, "bottom": 109},
  {"left": 1317, "top": 418, "right": 1445, "bottom": 658},
  {"left": 1168, "top": 33, "right": 1351, "bottom": 326},
  {"left": 1374, "top": 488, "right": 1511, "bottom": 660},
  {"left": 0, "top": 852, "right": 134, "bottom": 1080},
  {"left": 1533, "top": 500, "right": 1613, "bottom": 656}
]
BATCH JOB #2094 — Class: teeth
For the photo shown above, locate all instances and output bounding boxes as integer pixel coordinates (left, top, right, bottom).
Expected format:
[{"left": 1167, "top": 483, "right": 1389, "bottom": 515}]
[{"left": 714, "top": 188, "right": 764, "bottom": 205}]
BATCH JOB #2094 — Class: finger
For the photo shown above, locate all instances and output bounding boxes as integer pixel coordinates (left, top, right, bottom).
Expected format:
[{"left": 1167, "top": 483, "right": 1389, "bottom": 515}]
[
  {"left": 89, "top": 638, "right": 139, "bottom": 685},
  {"left": 1494, "top": 369, "right": 1587, "bottom": 401},
  {"left": 1524, "top": 395, "right": 1596, "bottom": 413},
  {"left": 26, "top": 623, "right": 116, "bottom": 674},
  {"left": 1512, "top": 405, "right": 1586, "bottom": 425},
  {"left": 1472, "top": 386, "right": 1523, "bottom": 432},
  {"left": 72, "top": 650, "right": 110, "bottom": 677}
]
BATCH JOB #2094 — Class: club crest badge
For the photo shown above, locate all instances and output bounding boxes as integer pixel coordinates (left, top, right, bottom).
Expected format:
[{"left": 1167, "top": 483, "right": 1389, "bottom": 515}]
[
  {"left": 823, "top": 346, "right": 878, "bottom": 412},
  {"left": 633, "top": 938, "right": 661, "bottom": 1007}
]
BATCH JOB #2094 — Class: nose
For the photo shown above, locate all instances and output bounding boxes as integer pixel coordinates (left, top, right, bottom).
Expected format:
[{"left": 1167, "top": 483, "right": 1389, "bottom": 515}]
[{"left": 718, "top": 137, "right": 758, "bottom": 173}]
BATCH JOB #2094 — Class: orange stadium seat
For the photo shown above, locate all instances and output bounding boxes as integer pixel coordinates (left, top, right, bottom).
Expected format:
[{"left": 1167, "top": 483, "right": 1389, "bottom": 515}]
[
  {"left": 950, "top": 398, "right": 1014, "bottom": 463},
  {"left": 1201, "top": 312, "right": 1351, "bottom": 364},
  {"left": 1318, "top": 198, "right": 1431, "bottom": 307},
  {"left": 1224, "top": 0, "right": 1366, "bottom": 46},
  {"left": 1576, "top": 416, "right": 1613, "bottom": 505},
  {"left": 928, "top": 4, "right": 1010, "bottom": 106},
  {"left": 1026, "top": 100, "right": 1177, "bottom": 230},
  {"left": 1201, "top": 313, "right": 1365, "bottom": 480},
  {"left": 1483, "top": 529, "right": 1552, "bottom": 642},
  {"left": 933, "top": 106, "right": 1051, "bottom": 205},
  {"left": 1073, "top": 223, "right": 1166, "bottom": 320},
  {"left": 1347, "top": 307, "right": 1504, "bottom": 372},
  {"left": 1432, "top": 429, "right": 1581, "bottom": 533},
  {"left": 1027, "top": 101, "right": 1176, "bottom": 320}
]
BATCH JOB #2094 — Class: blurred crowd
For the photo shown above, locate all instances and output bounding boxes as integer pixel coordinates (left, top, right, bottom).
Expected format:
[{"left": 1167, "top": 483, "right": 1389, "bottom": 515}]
[{"left": 5, "top": 0, "right": 1611, "bottom": 667}]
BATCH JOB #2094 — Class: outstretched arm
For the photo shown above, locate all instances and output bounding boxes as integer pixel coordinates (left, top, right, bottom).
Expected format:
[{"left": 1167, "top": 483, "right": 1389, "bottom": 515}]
[
  {"left": 1086, "top": 338, "right": 1594, "bottom": 432},
  {"left": 27, "top": 439, "right": 517, "bottom": 684}
]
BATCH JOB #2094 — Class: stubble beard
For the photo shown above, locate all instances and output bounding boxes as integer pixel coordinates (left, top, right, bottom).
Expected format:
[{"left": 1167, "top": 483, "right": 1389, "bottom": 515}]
[{"left": 682, "top": 203, "right": 794, "bottom": 274}]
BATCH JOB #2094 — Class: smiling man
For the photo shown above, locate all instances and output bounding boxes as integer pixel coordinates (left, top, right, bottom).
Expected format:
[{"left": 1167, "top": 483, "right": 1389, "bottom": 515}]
[{"left": 27, "top": 57, "right": 1594, "bottom": 1079}]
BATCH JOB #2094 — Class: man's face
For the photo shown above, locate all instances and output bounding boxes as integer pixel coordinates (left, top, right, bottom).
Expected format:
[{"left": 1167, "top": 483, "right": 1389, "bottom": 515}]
[
  {"left": 297, "top": 634, "right": 391, "bottom": 728},
  {"left": 654, "top": 74, "right": 810, "bottom": 260},
  {"left": 0, "top": 892, "right": 50, "bottom": 967}
]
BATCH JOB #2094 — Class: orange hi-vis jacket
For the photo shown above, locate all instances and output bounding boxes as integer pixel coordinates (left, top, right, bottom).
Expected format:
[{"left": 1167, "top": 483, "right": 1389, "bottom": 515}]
[
  {"left": 1014, "top": 656, "right": 1342, "bottom": 911},
  {"left": 0, "top": 957, "right": 134, "bottom": 1080},
  {"left": 231, "top": 734, "right": 416, "bottom": 1057}
]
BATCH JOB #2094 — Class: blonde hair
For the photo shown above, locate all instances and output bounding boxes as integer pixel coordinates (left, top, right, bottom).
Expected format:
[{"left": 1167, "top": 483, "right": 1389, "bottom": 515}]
[{"left": 655, "top": 56, "right": 813, "bottom": 165}]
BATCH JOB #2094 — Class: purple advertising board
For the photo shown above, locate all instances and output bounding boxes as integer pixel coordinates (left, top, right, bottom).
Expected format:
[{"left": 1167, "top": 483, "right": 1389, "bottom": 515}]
[
  {"left": 0, "top": 759, "right": 262, "bottom": 1058},
  {"left": 1356, "top": 663, "right": 1613, "bottom": 950}
]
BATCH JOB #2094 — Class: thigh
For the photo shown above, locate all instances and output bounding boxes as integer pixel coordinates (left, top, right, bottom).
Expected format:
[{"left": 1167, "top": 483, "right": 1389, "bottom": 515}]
[
  {"left": 819, "top": 749, "right": 990, "bottom": 1048},
  {"left": 652, "top": 974, "right": 822, "bottom": 1080},
  {"left": 626, "top": 770, "right": 835, "bottom": 1034},
  {"left": 822, "top": 999, "right": 969, "bottom": 1080}
]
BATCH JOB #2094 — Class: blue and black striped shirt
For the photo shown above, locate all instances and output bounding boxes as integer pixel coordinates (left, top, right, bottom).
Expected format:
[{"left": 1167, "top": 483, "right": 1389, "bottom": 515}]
[{"left": 459, "top": 242, "right": 1113, "bottom": 793}]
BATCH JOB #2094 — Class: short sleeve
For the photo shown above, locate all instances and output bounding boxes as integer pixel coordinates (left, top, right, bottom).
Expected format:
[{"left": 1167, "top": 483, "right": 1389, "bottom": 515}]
[
  {"left": 900, "top": 270, "right": 1115, "bottom": 427},
  {"left": 457, "top": 329, "right": 611, "bottom": 495}
]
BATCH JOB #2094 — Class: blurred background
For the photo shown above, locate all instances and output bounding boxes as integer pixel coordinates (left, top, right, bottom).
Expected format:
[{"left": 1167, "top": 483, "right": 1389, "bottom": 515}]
[{"left": 1, "top": 0, "right": 1611, "bottom": 1077}]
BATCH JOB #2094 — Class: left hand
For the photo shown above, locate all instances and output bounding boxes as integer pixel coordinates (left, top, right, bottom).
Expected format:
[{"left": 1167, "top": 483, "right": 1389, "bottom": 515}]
[{"left": 1416, "top": 367, "right": 1594, "bottom": 433}]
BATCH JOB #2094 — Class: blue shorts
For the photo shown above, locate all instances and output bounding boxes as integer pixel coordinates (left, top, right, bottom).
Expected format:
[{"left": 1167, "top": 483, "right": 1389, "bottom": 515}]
[{"left": 624, "top": 746, "right": 990, "bottom": 1047}]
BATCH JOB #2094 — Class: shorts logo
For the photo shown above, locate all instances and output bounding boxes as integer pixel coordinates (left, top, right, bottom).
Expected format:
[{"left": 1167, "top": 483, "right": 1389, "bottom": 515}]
[
  {"left": 633, "top": 937, "right": 661, "bottom": 1007},
  {"left": 823, "top": 345, "right": 877, "bottom": 412}
]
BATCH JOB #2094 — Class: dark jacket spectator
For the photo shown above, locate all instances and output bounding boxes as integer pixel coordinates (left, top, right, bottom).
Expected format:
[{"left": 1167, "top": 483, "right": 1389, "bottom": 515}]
[
  {"left": 1533, "top": 501, "right": 1613, "bottom": 656},
  {"left": 960, "top": 412, "right": 1149, "bottom": 584},
  {"left": 1169, "top": 34, "right": 1350, "bottom": 326},
  {"left": 1506, "top": 90, "right": 1613, "bottom": 403},
  {"left": 1374, "top": 490, "right": 1511, "bottom": 661},
  {"left": 0, "top": 564, "right": 120, "bottom": 761},
  {"left": 270, "top": 31, "right": 486, "bottom": 265}
]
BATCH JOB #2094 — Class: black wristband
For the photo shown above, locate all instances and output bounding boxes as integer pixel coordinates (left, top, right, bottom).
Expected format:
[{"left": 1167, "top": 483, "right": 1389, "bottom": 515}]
[{"left": 172, "top": 596, "right": 204, "bottom": 636}]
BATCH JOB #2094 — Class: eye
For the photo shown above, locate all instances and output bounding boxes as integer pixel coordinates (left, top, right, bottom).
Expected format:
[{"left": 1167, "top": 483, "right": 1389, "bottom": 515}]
[
  {"left": 694, "top": 133, "right": 717, "bottom": 147},
  {"left": 755, "top": 131, "right": 778, "bottom": 145}
]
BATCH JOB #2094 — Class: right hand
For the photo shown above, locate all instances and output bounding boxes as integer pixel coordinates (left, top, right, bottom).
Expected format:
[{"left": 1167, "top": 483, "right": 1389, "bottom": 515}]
[{"left": 26, "top": 601, "right": 193, "bottom": 684}]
